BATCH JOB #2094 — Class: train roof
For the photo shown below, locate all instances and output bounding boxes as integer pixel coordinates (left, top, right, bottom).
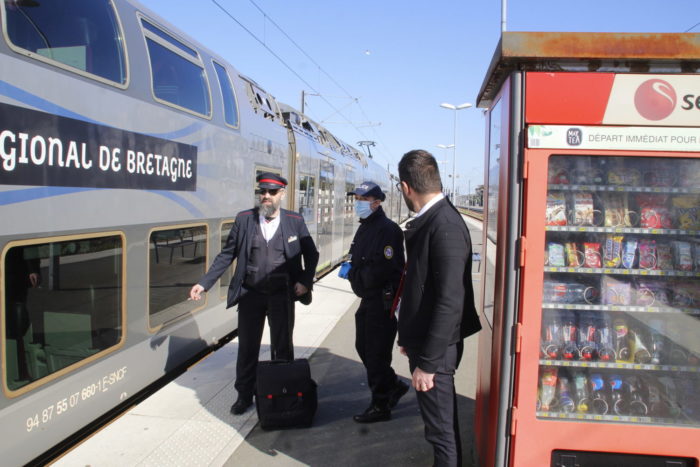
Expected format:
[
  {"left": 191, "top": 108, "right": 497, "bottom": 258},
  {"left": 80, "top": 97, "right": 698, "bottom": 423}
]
[{"left": 477, "top": 31, "right": 700, "bottom": 108}]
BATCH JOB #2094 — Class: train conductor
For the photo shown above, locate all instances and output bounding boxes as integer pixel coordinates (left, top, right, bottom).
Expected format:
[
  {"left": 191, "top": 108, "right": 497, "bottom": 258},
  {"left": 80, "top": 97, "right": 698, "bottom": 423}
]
[
  {"left": 189, "top": 173, "right": 319, "bottom": 415},
  {"left": 345, "top": 181, "right": 409, "bottom": 423}
]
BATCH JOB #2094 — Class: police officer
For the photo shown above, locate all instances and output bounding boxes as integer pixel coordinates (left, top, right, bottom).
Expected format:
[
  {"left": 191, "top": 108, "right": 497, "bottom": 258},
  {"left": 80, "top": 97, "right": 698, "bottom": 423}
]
[
  {"left": 190, "top": 173, "right": 319, "bottom": 415},
  {"left": 346, "top": 181, "right": 408, "bottom": 423}
]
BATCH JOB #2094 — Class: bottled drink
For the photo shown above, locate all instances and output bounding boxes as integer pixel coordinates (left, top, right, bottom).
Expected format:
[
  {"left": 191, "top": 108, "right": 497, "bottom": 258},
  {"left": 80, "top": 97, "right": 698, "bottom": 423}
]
[
  {"left": 597, "top": 315, "right": 616, "bottom": 362},
  {"left": 577, "top": 311, "right": 597, "bottom": 361},
  {"left": 608, "top": 374, "right": 625, "bottom": 415},
  {"left": 590, "top": 373, "right": 609, "bottom": 415},
  {"left": 561, "top": 311, "right": 579, "bottom": 360},
  {"left": 540, "top": 367, "right": 558, "bottom": 411},
  {"left": 624, "top": 376, "right": 648, "bottom": 416},
  {"left": 631, "top": 327, "right": 652, "bottom": 364},
  {"left": 572, "top": 371, "right": 590, "bottom": 413},
  {"left": 558, "top": 373, "right": 575, "bottom": 413},
  {"left": 648, "top": 318, "right": 666, "bottom": 365},
  {"left": 614, "top": 318, "right": 632, "bottom": 362},
  {"left": 541, "top": 311, "right": 562, "bottom": 360}
]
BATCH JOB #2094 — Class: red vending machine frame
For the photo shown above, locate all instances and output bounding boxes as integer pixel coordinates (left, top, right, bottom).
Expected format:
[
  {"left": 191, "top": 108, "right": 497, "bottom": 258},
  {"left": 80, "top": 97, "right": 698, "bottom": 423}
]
[{"left": 474, "top": 33, "right": 700, "bottom": 467}]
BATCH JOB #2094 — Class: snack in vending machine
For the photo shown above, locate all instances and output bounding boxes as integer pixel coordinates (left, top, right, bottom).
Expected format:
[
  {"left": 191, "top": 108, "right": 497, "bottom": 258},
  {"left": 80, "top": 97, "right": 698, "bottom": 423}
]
[
  {"left": 583, "top": 242, "right": 602, "bottom": 268},
  {"left": 638, "top": 239, "right": 658, "bottom": 270},
  {"left": 597, "top": 315, "right": 616, "bottom": 362},
  {"left": 671, "top": 195, "right": 700, "bottom": 230},
  {"left": 540, "top": 367, "right": 559, "bottom": 411},
  {"left": 631, "top": 327, "right": 652, "bottom": 364},
  {"left": 635, "top": 280, "right": 670, "bottom": 307},
  {"left": 655, "top": 242, "right": 673, "bottom": 270},
  {"left": 572, "top": 371, "right": 590, "bottom": 413},
  {"left": 547, "top": 242, "right": 566, "bottom": 267},
  {"left": 649, "top": 318, "right": 666, "bottom": 365},
  {"left": 546, "top": 192, "right": 568, "bottom": 226},
  {"left": 671, "top": 240, "right": 693, "bottom": 271},
  {"left": 637, "top": 194, "right": 672, "bottom": 229},
  {"left": 621, "top": 237, "right": 638, "bottom": 269},
  {"left": 541, "top": 311, "right": 563, "bottom": 360},
  {"left": 561, "top": 310, "right": 579, "bottom": 360},
  {"left": 570, "top": 192, "right": 599, "bottom": 226},
  {"left": 608, "top": 374, "right": 625, "bottom": 415},
  {"left": 602, "top": 193, "right": 636, "bottom": 228},
  {"left": 577, "top": 311, "right": 598, "bottom": 361},
  {"left": 549, "top": 163, "right": 570, "bottom": 185},
  {"left": 624, "top": 376, "right": 649, "bottom": 416},
  {"left": 557, "top": 373, "right": 575, "bottom": 413},
  {"left": 603, "top": 234, "right": 623, "bottom": 268},
  {"left": 590, "top": 373, "right": 609, "bottom": 415},
  {"left": 613, "top": 318, "right": 632, "bottom": 362},
  {"left": 565, "top": 242, "right": 583, "bottom": 267},
  {"left": 607, "top": 167, "right": 641, "bottom": 186},
  {"left": 601, "top": 276, "right": 632, "bottom": 306},
  {"left": 666, "top": 320, "right": 691, "bottom": 366}
]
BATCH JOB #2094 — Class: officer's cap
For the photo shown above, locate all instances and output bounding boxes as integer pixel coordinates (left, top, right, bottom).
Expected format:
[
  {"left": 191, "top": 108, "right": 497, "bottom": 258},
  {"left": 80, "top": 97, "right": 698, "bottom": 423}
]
[
  {"left": 348, "top": 181, "right": 385, "bottom": 201},
  {"left": 257, "top": 172, "right": 288, "bottom": 190}
]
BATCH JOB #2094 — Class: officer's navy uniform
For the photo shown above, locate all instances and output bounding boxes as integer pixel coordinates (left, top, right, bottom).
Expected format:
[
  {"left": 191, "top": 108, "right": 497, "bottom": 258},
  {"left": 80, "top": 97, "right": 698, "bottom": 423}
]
[
  {"left": 348, "top": 199, "right": 406, "bottom": 419},
  {"left": 197, "top": 174, "right": 319, "bottom": 408},
  {"left": 398, "top": 195, "right": 481, "bottom": 467}
]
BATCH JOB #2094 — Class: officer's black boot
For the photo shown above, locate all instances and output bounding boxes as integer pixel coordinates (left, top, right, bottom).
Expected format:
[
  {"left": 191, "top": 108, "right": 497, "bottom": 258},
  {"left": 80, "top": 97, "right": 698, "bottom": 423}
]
[
  {"left": 353, "top": 404, "right": 391, "bottom": 423},
  {"left": 230, "top": 393, "right": 253, "bottom": 415}
]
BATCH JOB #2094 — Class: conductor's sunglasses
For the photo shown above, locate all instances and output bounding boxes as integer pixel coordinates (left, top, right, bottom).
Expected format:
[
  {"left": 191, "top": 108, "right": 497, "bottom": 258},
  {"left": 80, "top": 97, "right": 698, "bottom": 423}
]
[{"left": 257, "top": 188, "right": 281, "bottom": 196}]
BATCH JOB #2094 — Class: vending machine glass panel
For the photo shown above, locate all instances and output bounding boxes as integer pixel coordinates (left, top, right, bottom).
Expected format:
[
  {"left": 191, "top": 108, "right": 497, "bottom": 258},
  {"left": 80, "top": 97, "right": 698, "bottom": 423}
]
[{"left": 537, "top": 155, "right": 700, "bottom": 427}]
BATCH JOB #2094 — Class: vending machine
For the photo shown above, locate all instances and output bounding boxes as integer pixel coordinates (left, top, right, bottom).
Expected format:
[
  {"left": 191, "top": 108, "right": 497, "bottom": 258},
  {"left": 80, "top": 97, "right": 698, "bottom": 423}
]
[{"left": 474, "top": 32, "right": 700, "bottom": 466}]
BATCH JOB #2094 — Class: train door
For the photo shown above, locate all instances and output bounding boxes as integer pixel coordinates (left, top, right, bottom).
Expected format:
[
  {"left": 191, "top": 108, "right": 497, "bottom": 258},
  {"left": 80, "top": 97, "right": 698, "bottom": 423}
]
[
  {"left": 344, "top": 169, "right": 356, "bottom": 255},
  {"left": 317, "top": 160, "right": 334, "bottom": 271}
]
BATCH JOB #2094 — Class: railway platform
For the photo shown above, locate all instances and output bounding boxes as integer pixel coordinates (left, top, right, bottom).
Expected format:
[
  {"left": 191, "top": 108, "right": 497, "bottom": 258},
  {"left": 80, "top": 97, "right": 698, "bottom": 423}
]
[{"left": 52, "top": 215, "right": 483, "bottom": 467}]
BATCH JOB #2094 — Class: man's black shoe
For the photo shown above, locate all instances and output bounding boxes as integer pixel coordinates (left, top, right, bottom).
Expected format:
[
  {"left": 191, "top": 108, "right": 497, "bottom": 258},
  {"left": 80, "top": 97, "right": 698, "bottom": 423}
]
[
  {"left": 353, "top": 405, "right": 391, "bottom": 423},
  {"left": 230, "top": 396, "right": 253, "bottom": 415},
  {"left": 388, "top": 380, "right": 409, "bottom": 409}
]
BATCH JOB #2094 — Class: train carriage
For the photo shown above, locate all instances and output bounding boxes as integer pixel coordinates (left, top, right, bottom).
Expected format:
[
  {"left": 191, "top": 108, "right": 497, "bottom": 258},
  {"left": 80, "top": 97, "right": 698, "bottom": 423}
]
[{"left": 0, "top": 0, "right": 399, "bottom": 463}]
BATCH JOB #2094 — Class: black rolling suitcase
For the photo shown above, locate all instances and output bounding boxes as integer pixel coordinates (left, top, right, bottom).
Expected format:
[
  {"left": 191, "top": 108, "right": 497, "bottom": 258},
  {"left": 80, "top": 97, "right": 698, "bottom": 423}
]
[{"left": 255, "top": 294, "right": 317, "bottom": 430}]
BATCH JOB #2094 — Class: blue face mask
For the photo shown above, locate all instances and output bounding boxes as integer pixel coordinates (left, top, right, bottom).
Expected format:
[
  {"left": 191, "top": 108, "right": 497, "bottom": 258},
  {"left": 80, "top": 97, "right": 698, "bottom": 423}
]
[{"left": 355, "top": 200, "right": 373, "bottom": 219}]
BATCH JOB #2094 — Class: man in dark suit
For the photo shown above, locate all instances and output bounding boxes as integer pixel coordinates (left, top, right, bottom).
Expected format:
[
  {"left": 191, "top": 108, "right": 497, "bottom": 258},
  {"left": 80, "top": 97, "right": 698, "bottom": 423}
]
[
  {"left": 190, "top": 172, "right": 319, "bottom": 415},
  {"left": 395, "top": 150, "right": 481, "bottom": 467}
]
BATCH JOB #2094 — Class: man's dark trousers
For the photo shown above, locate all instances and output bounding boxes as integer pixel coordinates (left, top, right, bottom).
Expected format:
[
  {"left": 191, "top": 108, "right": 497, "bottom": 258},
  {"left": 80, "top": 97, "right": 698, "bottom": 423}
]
[
  {"left": 355, "top": 295, "right": 398, "bottom": 407},
  {"left": 234, "top": 289, "right": 294, "bottom": 398},
  {"left": 407, "top": 344, "right": 462, "bottom": 467}
]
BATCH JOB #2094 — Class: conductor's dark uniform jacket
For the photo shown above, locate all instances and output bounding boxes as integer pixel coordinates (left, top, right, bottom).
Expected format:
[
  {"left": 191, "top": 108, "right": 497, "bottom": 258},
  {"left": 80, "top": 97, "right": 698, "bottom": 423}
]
[
  {"left": 198, "top": 207, "right": 319, "bottom": 307},
  {"left": 348, "top": 205, "right": 404, "bottom": 300}
]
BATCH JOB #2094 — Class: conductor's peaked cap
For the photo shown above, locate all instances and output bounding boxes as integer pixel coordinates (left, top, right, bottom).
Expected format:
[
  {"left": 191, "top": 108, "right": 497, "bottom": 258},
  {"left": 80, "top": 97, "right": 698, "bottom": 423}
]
[
  {"left": 257, "top": 172, "right": 288, "bottom": 189},
  {"left": 347, "top": 181, "right": 385, "bottom": 201}
]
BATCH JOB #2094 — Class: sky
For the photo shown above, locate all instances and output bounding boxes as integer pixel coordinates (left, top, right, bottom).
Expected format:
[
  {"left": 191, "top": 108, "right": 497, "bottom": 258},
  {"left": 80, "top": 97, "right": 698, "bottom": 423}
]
[{"left": 138, "top": 0, "right": 700, "bottom": 196}]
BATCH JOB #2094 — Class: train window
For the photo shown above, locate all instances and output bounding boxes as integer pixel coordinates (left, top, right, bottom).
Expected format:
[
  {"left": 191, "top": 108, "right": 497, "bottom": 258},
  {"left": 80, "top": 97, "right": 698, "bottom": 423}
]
[
  {"left": 213, "top": 62, "right": 239, "bottom": 128},
  {"left": 298, "top": 175, "right": 316, "bottom": 224},
  {"left": 219, "top": 221, "right": 235, "bottom": 299},
  {"left": 2, "top": 0, "right": 127, "bottom": 86},
  {"left": 149, "top": 225, "right": 207, "bottom": 329},
  {"left": 141, "top": 18, "right": 211, "bottom": 117},
  {"left": 2, "top": 235, "right": 124, "bottom": 393}
]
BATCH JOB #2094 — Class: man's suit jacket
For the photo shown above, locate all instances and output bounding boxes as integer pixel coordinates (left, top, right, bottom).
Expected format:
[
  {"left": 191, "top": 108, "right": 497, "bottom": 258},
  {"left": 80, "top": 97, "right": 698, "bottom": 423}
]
[
  {"left": 198, "top": 208, "right": 319, "bottom": 308},
  {"left": 397, "top": 197, "right": 482, "bottom": 373}
]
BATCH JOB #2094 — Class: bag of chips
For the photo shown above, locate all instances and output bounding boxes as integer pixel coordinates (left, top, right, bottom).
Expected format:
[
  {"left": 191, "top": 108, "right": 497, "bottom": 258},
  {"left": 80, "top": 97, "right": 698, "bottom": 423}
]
[
  {"left": 546, "top": 192, "right": 567, "bottom": 226},
  {"left": 672, "top": 241, "right": 693, "bottom": 271},
  {"left": 655, "top": 242, "right": 673, "bottom": 270},
  {"left": 547, "top": 242, "right": 566, "bottom": 267},
  {"left": 638, "top": 239, "right": 657, "bottom": 270}
]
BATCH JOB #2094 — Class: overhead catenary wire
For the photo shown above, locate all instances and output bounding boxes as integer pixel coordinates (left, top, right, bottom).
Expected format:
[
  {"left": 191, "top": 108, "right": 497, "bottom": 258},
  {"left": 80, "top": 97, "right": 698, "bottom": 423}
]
[{"left": 209, "top": 0, "right": 395, "bottom": 166}]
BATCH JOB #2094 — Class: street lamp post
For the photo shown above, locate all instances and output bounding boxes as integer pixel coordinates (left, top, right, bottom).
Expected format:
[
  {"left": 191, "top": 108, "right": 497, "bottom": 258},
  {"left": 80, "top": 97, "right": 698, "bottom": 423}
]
[
  {"left": 436, "top": 144, "right": 453, "bottom": 192},
  {"left": 440, "top": 102, "right": 472, "bottom": 200}
]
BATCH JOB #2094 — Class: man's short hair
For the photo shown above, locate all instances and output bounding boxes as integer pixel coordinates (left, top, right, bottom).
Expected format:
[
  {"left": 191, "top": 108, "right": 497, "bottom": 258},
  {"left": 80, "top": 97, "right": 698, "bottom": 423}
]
[{"left": 398, "top": 150, "right": 443, "bottom": 194}]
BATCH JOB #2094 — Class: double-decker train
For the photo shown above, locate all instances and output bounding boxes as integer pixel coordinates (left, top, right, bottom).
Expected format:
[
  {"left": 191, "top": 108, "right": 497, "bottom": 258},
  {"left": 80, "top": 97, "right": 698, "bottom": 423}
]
[{"left": 0, "top": 0, "right": 406, "bottom": 463}]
